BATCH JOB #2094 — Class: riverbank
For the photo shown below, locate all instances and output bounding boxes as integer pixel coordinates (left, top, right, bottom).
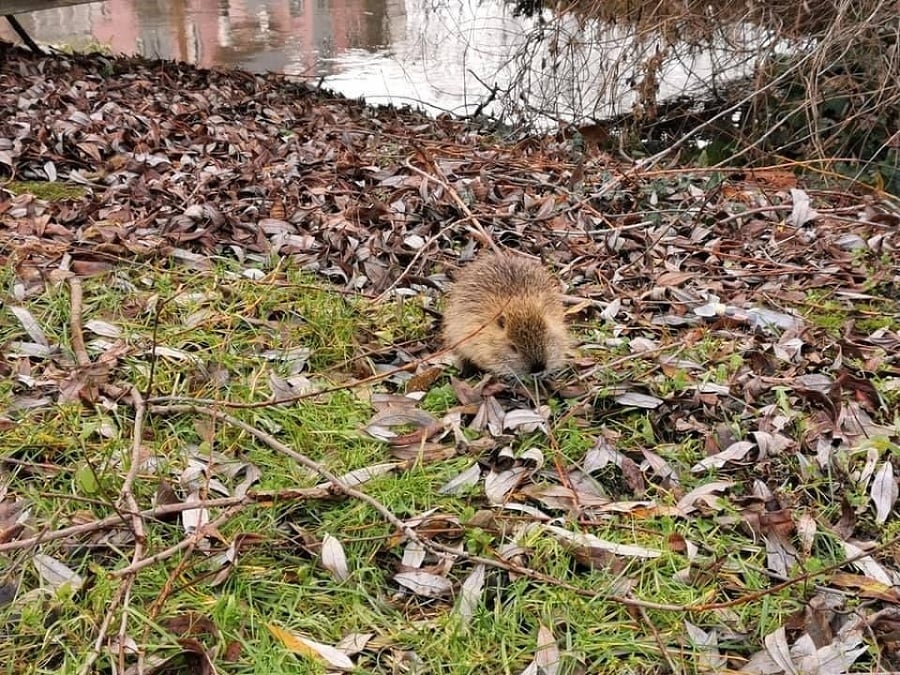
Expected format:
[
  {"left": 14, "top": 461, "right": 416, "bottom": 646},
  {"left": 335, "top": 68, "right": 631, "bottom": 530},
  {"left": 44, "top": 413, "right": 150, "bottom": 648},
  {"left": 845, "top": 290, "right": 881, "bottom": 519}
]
[{"left": 2, "top": 42, "right": 900, "bottom": 673}]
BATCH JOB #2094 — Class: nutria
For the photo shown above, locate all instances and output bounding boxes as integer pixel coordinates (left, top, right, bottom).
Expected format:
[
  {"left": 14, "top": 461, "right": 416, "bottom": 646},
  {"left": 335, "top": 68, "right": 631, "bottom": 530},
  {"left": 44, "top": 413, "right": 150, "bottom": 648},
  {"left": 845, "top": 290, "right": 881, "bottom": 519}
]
[{"left": 442, "top": 253, "right": 569, "bottom": 378}]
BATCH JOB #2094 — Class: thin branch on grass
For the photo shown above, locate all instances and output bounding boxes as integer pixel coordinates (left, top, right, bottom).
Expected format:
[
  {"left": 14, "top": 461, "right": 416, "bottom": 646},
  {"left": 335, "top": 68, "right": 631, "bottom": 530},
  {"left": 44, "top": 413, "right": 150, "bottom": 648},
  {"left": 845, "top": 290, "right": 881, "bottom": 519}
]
[
  {"left": 68, "top": 277, "right": 90, "bottom": 367},
  {"left": 146, "top": 358, "right": 422, "bottom": 409},
  {"left": 109, "top": 504, "right": 247, "bottom": 579},
  {"left": 112, "top": 387, "right": 148, "bottom": 673},
  {"left": 8, "top": 390, "right": 900, "bottom": 616},
  {"left": 144, "top": 293, "right": 178, "bottom": 400},
  {"left": 148, "top": 403, "right": 422, "bottom": 541},
  {"left": 0, "top": 497, "right": 251, "bottom": 554},
  {"left": 77, "top": 582, "right": 130, "bottom": 675},
  {"left": 147, "top": 401, "right": 684, "bottom": 611},
  {"left": 75, "top": 387, "right": 154, "bottom": 675},
  {"left": 636, "top": 602, "right": 683, "bottom": 673}
]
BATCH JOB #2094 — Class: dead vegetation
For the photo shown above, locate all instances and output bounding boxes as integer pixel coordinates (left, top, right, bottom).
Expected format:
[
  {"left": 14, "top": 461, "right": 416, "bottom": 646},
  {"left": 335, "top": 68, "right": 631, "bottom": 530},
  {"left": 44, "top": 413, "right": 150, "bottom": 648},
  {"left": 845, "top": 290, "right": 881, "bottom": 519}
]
[
  {"left": 502, "top": 0, "right": 898, "bottom": 194},
  {"left": 1, "top": 42, "right": 899, "bottom": 673}
]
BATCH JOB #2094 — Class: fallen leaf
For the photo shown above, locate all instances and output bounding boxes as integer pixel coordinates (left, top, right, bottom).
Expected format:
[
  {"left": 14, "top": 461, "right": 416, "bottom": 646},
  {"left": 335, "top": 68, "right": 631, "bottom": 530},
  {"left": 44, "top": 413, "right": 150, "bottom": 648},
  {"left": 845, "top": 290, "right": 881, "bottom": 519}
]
[
  {"left": 267, "top": 624, "right": 354, "bottom": 671},
  {"left": 321, "top": 533, "right": 350, "bottom": 582}
]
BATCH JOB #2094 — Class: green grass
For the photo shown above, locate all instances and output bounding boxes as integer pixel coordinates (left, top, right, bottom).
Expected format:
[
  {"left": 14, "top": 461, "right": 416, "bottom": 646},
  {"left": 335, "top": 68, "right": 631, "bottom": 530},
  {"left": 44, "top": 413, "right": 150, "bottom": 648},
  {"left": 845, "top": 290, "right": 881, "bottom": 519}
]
[
  {"left": 1, "top": 252, "right": 897, "bottom": 674},
  {"left": 2, "top": 181, "right": 87, "bottom": 201}
]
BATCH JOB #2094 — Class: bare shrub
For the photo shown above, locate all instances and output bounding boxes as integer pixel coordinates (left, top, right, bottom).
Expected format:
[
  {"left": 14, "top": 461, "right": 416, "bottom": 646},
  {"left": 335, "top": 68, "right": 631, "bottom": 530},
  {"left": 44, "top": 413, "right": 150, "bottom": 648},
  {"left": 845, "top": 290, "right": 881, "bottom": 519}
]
[{"left": 500, "top": 0, "right": 898, "bottom": 190}]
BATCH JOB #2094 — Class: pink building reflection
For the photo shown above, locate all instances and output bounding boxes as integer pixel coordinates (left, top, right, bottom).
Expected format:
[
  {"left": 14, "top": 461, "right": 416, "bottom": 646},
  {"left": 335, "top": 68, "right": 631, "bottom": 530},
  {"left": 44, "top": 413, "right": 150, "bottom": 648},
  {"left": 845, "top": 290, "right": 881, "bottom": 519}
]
[{"left": 0, "top": 0, "right": 385, "bottom": 76}]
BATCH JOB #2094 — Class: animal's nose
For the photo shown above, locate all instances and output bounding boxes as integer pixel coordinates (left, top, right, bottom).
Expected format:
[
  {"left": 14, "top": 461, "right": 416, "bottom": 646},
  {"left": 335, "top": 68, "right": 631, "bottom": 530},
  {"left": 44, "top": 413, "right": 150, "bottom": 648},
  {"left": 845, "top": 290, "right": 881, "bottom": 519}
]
[{"left": 528, "top": 360, "right": 546, "bottom": 374}]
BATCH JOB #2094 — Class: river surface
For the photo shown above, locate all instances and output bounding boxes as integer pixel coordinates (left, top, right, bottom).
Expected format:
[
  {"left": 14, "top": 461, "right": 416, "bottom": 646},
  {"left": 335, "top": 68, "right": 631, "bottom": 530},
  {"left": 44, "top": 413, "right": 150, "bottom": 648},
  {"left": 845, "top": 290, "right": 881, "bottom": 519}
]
[{"left": 1, "top": 0, "right": 773, "bottom": 125}]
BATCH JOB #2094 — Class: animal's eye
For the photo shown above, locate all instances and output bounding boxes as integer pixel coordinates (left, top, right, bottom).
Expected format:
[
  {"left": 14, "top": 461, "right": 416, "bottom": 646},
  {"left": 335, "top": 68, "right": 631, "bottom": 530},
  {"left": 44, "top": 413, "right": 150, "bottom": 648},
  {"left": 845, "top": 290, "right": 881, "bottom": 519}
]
[{"left": 496, "top": 314, "right": 506, "bottom": 330}]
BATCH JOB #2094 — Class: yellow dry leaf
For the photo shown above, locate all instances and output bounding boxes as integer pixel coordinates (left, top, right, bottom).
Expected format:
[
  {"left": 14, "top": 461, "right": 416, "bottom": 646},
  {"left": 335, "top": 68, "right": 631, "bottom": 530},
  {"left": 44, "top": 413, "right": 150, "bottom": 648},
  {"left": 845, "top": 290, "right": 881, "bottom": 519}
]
[{"left": 266, "top": 624, "right": 354, "bottom": 671}]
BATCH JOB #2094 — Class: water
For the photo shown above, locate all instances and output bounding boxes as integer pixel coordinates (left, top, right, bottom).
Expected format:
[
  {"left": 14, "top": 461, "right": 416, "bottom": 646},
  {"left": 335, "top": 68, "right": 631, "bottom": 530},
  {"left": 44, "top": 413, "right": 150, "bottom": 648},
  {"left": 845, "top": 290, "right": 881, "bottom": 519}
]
[{"left": 1, "top": 0, "right": 775, "bottom": 125}]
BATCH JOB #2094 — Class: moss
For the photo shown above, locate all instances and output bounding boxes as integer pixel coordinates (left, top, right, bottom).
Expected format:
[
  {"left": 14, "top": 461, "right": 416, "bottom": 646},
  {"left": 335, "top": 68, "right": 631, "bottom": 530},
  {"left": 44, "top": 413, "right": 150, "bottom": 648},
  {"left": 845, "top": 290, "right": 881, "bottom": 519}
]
[{"left": 3, "top": 180, "right": 87, "bottom": 201}]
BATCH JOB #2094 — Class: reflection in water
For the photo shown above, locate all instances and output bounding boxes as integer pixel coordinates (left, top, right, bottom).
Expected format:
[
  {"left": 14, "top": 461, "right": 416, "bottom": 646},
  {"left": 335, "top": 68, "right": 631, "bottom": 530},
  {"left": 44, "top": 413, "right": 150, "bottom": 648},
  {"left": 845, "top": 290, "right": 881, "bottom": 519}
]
[
  {"left": 0, "top": 0, "right": 772, "bottom": 125},
  {"left": 0, "top": 0, "right": 391, "bottom": 76}
]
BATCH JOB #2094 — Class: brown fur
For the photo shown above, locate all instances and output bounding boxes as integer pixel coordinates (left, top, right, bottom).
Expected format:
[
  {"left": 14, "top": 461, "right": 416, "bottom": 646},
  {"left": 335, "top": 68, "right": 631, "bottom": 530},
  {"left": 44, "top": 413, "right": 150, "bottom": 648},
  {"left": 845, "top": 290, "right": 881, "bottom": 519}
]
[{"left": 442, "top": 253, "right": 569, "bottom": 377}]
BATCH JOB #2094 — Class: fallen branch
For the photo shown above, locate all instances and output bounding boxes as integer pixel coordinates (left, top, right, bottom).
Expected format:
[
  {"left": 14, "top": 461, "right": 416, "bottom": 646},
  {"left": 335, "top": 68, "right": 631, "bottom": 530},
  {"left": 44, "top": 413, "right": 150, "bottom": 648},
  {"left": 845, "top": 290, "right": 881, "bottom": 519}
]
[
  {"left": 110, "top": 504, "right": 247, "bottom": 579},
  {"left": 0, "top": 497, "right": 248, "bottom": 554},
  {"left": 68, "top": 277, "right": 90, "bottom": 367}
]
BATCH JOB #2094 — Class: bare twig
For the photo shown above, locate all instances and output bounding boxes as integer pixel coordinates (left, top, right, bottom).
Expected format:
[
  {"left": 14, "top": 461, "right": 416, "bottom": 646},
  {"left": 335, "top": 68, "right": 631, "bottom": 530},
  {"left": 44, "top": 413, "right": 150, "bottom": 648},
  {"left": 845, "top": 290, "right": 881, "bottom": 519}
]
[
  {"left": 76, "top": 387, "right": 152, "bottom": 675},
  {"left": 636, "top": 603, "right": 683, "bottom": 673},
  {"left": 113, "top": 387, "right": 149, "bottom": 672},
  {"left": 68, "top": 277, "right": 90, "bottom": 367},
  {"left": 146, "top": 359, "right": 422, "bottom": 410},
  {"left": 148, "top": 403, "right": 422, "bottom": 542},
  {"left": 0, "top": 497, "right": 249, "bottom": 554},
  {"left": 403, "top": 154, "right": 499, "bottom": 253},
  {"left": 110, "top": 504, "right": 247, "bottom": 579},
  {"left": 16, "top": 385, "right": 900, "bottom": 618},
  {"left": 78, "top": 582, "right": 128, "bottom": 675},
  {"left": 75, "top": 386, "right": 209, "bottom": 675}
]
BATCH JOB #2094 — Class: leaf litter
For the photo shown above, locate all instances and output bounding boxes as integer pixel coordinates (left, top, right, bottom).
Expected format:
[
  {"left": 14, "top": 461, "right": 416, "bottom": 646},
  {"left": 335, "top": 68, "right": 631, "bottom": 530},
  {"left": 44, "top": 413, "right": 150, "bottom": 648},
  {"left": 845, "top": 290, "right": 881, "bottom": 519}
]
[{"left": 0, "top": 41, "right": 899, "bottom": 673}]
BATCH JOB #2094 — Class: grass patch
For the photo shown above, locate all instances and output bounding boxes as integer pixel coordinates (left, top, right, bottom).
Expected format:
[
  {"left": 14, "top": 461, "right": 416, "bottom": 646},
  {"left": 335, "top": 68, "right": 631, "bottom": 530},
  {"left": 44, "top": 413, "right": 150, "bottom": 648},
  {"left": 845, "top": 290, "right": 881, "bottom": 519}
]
[
  {"left": 2, "top": 181, "right": 87, "bottom": 201},
  {"left": 1, "top": 250, "right": 897, "bottom": 673}
]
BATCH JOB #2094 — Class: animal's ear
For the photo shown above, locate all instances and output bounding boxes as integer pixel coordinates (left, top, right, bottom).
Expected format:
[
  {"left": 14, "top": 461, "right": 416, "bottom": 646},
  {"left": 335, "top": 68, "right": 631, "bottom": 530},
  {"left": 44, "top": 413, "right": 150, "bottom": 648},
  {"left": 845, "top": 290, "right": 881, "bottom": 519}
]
[{"left": 496, "top": 313, "right": 506, "bottom": 330}]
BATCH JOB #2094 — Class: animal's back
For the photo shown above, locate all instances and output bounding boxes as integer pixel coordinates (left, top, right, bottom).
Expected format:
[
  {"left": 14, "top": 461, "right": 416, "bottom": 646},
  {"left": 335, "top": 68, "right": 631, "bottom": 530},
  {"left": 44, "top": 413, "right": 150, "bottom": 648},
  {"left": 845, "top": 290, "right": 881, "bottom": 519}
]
[{"left": 442, "top": 253, "right": 568, "bottom": 377}]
